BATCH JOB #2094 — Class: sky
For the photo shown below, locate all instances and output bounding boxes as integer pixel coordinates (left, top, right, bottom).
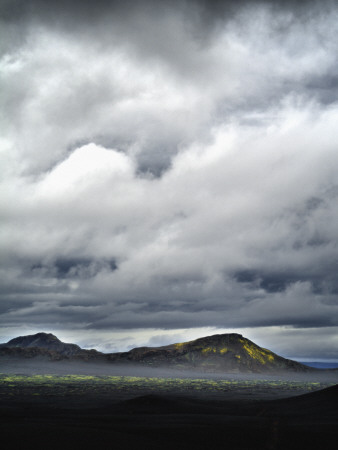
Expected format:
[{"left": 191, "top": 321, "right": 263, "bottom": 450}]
[{"left": 1, "top": 0, "right": 338, "bottom": 361}]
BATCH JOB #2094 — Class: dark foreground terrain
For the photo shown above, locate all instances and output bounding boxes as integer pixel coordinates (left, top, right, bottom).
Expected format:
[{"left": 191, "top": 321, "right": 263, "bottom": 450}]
[{"left": 1, "top": 366, "right": 338, "bottom": 450}]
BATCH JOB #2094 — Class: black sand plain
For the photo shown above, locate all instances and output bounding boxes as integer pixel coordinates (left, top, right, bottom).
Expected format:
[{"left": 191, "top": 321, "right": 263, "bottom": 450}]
[{"left": 1, "top": 359, "right": 338, "bottom": 450}]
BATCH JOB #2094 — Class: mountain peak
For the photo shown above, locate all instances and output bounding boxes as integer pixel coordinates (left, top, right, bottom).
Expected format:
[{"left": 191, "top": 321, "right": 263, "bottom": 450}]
[
  {"left": 35, "top": 332, "right": 58, "bottom": 338},
  {"left": 3, "top": 332, "right": 82, "bottom": 356},
  {"left": 6, "top": 332, "right": 61, "bottom": 346}
]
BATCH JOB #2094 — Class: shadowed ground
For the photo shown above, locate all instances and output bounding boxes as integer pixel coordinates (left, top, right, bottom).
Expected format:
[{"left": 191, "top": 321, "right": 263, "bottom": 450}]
[{"left": 1, "top": 372, "right": 338, "bottom": 450}]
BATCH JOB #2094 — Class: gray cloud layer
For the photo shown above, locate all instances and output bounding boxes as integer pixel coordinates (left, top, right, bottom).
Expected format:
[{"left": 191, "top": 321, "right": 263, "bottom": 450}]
[{"left": 1, "top": 0, "right": 338, "bottom": 358}]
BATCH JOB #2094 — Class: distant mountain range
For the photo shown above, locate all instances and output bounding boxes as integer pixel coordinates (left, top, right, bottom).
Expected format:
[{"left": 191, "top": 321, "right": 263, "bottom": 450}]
[
  {"left": 0, "top": 332, "right": 313, "bottom": 373},
  {"left": 301, "top": 362, "right": 338, "bottom": 369}
]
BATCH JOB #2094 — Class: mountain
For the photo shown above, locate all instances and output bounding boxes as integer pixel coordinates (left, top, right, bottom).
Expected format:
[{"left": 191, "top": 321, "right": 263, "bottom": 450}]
[
  {"left": 0, "top": 332, "right": 103, "bottom": 361},
  {"left": 0, "top": 332, "right": 311, "bottom": 373},
  {"left": 108, "top": 333, "right": 310, "bottom": 373},
  {"left": 1, "top": 332, "right": 82, "bottom": 356}
]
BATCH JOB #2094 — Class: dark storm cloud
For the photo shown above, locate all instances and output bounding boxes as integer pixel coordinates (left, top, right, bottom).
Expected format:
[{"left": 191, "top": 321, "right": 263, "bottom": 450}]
[
  {"left": 1, "top": 0, "right": 331, "bottom": 20},
  {"left": 235, "top": 257, "right": 338, "bottom": 295},
  {"left": 0, "top": 299, "right": 34, "bottom": 315},
  {"left": 54, "top": 258, "right": 117, "bottom": 278},
  {"left": 235, "top": 270, "right": 295, "bottom": 293}
]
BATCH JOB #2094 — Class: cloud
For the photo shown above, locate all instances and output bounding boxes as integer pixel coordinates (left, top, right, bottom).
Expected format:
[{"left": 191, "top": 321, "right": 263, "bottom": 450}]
[
  {"left": 1, "top": 0, "right": 338, "bottom": 357},
  {"left": 2, "top": 0, "right": 338, "bottom": 176},
  {"left": 2, "top": 107, "right": 338, "bottom": 335}
]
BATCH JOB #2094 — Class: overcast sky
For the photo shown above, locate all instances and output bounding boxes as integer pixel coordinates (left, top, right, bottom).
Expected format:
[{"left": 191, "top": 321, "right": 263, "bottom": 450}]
[{"left": 1, "top": 0, "right": 338, "bottom": 360}]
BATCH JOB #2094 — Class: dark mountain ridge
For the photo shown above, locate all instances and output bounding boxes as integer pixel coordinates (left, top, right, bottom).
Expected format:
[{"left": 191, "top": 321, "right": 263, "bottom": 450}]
[
  {"left": 0, "top": 331, "right": 312, "bottom": 373},
  {"left": 2, "top": 332, "right": 82, "bottom": 356},
  {"left": 0, "top": 332, "right": 102, "bottom": 361}
]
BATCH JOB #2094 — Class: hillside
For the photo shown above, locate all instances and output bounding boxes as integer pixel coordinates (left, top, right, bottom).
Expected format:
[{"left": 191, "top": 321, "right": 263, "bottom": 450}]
[
  {"left": 108, "top": 333, "right": 310, "bottom": 373},
  {"left": 0, "top": 332, "right": 311, "bottom": 373}
]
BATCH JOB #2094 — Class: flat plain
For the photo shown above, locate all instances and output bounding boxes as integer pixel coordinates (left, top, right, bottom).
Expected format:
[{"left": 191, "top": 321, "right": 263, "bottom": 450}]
[{"left": 1, "top": 369, "right": 338, "bottom": 450}]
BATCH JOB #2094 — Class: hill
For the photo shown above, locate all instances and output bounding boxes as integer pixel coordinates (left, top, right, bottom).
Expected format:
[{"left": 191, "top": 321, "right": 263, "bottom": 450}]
[
  {"left": 0, "top": 332, "right": 103, "bottom": 361},
  {"left": 108, "top": 333, "right": 310, "bottom": 373},
  {"left": 1, "top": 332, "right": 82, "bottom": 356},
  {"left": 0, "top": 332, "right": 311, "bottom": 373}
]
